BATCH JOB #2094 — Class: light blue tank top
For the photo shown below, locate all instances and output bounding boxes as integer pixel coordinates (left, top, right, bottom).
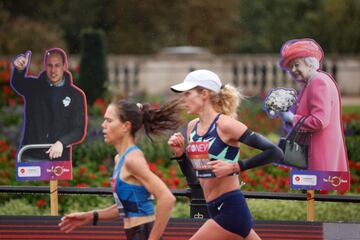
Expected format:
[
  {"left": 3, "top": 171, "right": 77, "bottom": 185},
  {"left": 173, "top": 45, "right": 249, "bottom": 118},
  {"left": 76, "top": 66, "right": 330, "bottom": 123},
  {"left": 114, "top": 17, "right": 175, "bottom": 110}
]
[{"left": 111, "top": 145, "right": 154, "bottom": 217}]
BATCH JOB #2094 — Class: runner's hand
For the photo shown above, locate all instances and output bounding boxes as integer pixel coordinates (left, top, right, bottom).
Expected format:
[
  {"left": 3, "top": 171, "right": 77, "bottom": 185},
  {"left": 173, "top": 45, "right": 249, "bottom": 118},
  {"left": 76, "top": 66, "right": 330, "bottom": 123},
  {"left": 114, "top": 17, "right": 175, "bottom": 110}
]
[
  {"left": 168, "top": 132, "right": 185, "bottom": 157},
  {"left": 59, "top": 212, "right": 92, "bottom": 233}
]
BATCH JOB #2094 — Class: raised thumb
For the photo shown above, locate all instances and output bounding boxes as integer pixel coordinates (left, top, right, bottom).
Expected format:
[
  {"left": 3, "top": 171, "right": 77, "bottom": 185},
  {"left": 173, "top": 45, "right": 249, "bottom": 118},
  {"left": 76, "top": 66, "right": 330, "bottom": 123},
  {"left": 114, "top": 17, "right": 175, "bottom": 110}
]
[{"left": 24, "top": 50, "right": 32, "bottom": 61}]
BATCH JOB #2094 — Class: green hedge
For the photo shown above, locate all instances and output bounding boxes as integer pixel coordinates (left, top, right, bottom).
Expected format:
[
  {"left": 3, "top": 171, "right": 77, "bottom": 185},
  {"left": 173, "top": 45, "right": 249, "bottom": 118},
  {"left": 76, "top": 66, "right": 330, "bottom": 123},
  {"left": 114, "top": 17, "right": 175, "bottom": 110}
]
[
  {"left": 346, "top": 136, "right": 360, "bottom": 163},
  {"left": 247, "top": 199, "right": 360, "bottom": 222}
]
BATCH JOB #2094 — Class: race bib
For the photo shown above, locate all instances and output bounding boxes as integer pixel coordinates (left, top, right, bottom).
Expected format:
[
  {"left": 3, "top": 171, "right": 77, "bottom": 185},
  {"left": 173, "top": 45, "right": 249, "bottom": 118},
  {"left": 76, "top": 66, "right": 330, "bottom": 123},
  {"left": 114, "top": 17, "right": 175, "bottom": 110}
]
[{"left": 187, "top": 141, "right": 211, "bottom": 170}]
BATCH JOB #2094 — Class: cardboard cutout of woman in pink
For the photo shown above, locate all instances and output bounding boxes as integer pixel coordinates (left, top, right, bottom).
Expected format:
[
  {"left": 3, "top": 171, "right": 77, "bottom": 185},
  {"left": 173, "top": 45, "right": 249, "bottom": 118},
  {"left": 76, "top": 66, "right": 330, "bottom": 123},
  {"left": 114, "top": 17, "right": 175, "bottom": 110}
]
[{"left": 279, "top": 38, "right": 349, "bottom": 172}]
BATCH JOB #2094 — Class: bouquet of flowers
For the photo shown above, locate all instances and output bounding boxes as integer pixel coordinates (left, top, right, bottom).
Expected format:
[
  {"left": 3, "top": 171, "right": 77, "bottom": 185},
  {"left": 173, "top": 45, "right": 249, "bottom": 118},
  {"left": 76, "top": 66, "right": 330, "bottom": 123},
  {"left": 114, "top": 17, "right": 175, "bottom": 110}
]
[{"left": 264, "top": 88, "right": 297, "bottom": 118}]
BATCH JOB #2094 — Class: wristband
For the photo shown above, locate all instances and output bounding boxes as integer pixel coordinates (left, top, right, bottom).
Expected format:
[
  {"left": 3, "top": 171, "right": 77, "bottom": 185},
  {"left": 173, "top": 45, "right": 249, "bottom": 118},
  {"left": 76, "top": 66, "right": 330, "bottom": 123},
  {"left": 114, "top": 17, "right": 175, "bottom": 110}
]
[
  {"left": 232, "top": 162, "right": 240, "bottom": 174},
  {"left": 93, "top": 211, "right": 99, "bottom": 226}
]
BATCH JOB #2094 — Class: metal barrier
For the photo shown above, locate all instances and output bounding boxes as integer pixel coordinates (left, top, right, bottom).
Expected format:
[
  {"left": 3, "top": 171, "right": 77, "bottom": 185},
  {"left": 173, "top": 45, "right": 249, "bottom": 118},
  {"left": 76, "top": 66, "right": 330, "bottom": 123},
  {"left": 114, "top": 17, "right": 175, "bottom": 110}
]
[
  {"left": 1, "top": 185, "right": 360, "bottom": 218},
  {"left": 2, "top": 185, "right": 360, "bottom": 202}
]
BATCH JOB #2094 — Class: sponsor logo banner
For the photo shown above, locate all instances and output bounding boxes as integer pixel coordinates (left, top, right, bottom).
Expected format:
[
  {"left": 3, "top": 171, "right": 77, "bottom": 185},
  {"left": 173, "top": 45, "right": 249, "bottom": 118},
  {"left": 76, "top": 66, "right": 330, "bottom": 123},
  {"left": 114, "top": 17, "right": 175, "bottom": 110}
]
[
  {"left": 16, "top": 161, "right": 72, "bottom": 181},
  {"left": 291, "top": 170, "right": 350, "bottom": 191},
  {"left": 18, "top": 166, "right": 41, "bottom": 177}
]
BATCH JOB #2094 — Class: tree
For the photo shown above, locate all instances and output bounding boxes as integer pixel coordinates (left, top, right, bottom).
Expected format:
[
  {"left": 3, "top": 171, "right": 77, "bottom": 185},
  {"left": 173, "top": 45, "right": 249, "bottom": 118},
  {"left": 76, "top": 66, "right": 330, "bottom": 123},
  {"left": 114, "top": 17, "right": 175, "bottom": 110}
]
[
  {"left": 235, "top": 0, "right": 320, "bottom": 53},
  {"left": 0, "top": 0, "right": 116, "bottom": 53},
  {"left": 314, "top": 0, "right": 360, "bottom": 53},
  {"left": 182, "top": 0, "right": 241, "bottom": 53},
  {"left": 78, "top": 29, "right": 107, "bottom": 105},
  {"left": 0, "top": 8, "right": 66, "bottom": 55},
  {"left": 108, "top": 0, "right": 188, "bottom": 54},
  {"left": 108, "top": 0, "right": 240, "bottom": 54},
  {"left": 2, "top": 0, "right": 360, "bottom": 54},
  {"left": 235, "top": 0, "right": 360, "bottom": 54}
]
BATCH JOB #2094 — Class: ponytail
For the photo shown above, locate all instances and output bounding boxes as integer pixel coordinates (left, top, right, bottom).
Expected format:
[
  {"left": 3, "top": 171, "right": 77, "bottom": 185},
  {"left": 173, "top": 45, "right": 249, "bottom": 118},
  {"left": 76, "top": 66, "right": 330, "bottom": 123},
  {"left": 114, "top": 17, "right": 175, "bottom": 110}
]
[
  {"left": 209, "top": 84, "right": 244, "bottom": 119},
  {"left": 112, "top": 99, "right": 183, "bottom": 139},
  {"left": 141, "top": 99, "right": 183, "bottom": 139}
]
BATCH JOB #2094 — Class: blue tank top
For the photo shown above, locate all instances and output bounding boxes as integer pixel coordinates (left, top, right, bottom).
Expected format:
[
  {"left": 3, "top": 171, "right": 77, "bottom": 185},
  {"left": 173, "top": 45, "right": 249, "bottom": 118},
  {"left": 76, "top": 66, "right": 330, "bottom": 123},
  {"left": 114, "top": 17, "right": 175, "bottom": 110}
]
[
  {"left": 187, "top": 113, "right": 240, "bottom": 178},
  {"left": 111, "top": 145, "right": 154, "bottom": 217}
]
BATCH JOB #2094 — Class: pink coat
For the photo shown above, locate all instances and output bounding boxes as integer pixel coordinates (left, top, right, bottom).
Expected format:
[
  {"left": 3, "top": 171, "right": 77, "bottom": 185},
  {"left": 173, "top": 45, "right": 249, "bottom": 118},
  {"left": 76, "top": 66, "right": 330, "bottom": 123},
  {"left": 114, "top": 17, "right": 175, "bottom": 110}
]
[{"left": 293, "top": 71, "right": 349, "bottom": 171}]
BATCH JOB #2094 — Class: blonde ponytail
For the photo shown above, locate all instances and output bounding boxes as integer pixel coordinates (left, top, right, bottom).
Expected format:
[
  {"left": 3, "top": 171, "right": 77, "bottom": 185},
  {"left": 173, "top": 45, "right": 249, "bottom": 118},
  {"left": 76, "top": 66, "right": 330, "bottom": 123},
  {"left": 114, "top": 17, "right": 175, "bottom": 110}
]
[{"left": 209, "top": 84, "right": 244, "bottom": 119}]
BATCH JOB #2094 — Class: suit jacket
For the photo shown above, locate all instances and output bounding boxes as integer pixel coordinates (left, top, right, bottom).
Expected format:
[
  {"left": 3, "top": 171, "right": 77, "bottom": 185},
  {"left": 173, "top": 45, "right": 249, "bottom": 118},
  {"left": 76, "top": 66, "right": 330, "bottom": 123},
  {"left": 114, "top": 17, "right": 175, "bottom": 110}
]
[{"left": 293, "top": 71, "right": 348, "bottom": 171}]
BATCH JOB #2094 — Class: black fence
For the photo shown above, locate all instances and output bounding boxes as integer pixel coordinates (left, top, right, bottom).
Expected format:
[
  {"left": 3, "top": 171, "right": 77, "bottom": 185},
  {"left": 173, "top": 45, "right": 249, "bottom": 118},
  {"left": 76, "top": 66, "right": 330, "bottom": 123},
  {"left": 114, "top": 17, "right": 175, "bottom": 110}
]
[{"left": 1, "top": 185, "right": 360, "bottom": 219}]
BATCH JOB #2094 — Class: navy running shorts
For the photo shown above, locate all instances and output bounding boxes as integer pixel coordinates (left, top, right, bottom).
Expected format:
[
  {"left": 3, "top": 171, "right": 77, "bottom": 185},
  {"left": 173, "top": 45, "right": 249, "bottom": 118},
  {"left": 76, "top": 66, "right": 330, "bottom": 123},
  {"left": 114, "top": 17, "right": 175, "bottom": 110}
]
[{"left": 207, "top": 189, "right": 253, "bottom": 237}]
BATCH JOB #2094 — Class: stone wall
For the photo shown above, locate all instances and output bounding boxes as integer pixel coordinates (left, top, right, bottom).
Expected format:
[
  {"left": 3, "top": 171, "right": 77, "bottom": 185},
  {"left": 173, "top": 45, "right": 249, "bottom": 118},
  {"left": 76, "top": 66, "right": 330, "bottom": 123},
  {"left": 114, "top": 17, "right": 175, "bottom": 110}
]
[{"left": 102, "top": 54, "right": 360, "bottom": 97}]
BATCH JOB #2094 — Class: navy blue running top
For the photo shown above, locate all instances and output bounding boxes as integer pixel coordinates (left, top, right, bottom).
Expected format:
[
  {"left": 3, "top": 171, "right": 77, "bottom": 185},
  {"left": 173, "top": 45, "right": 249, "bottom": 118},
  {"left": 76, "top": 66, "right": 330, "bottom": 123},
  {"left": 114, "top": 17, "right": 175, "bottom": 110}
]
[
  {"left": 111, "top": 146, "right": 154, "bottom": 217},
  {"left": 187, "top": 113, "right": 240, "bottom": 178}
]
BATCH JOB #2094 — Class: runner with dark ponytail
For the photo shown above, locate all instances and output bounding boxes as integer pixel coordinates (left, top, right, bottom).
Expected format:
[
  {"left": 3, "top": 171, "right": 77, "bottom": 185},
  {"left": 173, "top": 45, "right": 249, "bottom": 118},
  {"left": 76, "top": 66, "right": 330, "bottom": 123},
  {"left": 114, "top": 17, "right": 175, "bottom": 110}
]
[{"left": 60, "top": 99, "right": 183, "bottom": 240}]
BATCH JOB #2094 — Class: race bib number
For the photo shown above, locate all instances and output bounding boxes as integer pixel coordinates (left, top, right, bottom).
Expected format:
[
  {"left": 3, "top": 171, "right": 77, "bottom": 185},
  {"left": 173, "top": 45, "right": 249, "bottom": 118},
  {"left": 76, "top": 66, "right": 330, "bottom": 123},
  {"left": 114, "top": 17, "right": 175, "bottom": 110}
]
[{"left": 187, "top": 141, "right": 211, "bottom": 170}]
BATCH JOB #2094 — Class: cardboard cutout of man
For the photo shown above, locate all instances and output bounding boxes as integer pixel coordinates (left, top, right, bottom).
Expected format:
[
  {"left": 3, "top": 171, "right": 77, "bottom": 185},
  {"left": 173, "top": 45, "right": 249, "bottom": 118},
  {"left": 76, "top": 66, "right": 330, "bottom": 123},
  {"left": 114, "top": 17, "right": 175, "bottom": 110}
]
[{"left": 11, "top": 48, "right": 86, "bottom": 177}]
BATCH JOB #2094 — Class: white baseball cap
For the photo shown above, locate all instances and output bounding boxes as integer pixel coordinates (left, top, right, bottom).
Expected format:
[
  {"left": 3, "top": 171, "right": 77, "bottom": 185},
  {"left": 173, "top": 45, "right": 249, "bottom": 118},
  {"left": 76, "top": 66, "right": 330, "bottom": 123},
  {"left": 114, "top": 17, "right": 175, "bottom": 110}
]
[{"left": 171, "top": 69, "right": 222, "bottom": 93}]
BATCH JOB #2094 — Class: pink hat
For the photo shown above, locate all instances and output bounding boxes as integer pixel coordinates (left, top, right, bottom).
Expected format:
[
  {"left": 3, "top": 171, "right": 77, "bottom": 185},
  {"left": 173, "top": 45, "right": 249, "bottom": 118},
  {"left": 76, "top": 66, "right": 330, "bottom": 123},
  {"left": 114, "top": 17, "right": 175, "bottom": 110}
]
[{"left": 280, "top": 38, "right": 324, "bottom": 69}]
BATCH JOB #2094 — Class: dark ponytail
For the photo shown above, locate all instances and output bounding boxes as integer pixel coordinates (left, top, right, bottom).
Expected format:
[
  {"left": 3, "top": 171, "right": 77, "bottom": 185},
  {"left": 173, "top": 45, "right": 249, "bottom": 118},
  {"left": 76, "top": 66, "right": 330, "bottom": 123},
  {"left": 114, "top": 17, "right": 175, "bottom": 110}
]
[
  {"left": 141, "top": 99, "right": 183, "bottom": 139},
  {"left": 112, "top": 99, "right": 183, "bottom": 139}
]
